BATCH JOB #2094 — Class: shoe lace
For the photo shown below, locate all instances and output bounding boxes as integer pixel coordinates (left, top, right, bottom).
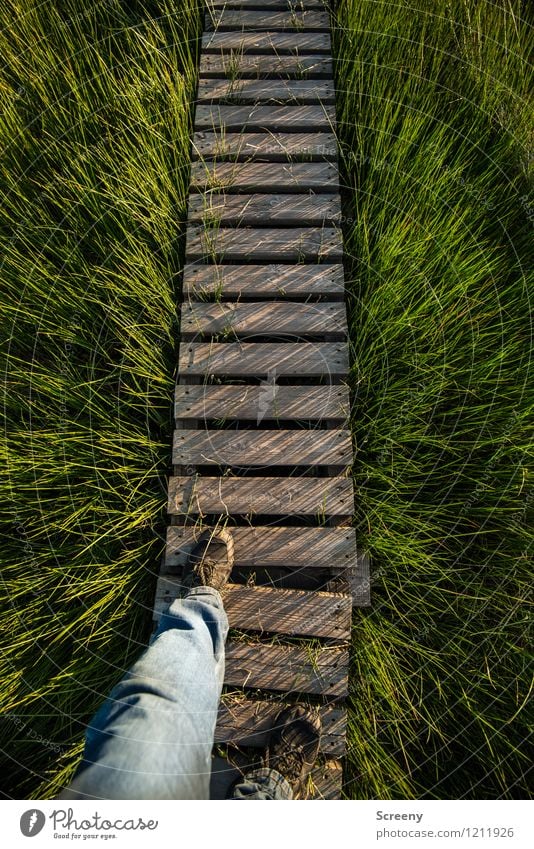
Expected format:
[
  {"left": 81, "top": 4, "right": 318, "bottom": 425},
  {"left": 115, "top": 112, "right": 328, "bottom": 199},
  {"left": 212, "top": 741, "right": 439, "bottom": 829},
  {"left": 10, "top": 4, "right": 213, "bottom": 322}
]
[{"left": 271, "top": 749, "right": 304, "bottom": 782}]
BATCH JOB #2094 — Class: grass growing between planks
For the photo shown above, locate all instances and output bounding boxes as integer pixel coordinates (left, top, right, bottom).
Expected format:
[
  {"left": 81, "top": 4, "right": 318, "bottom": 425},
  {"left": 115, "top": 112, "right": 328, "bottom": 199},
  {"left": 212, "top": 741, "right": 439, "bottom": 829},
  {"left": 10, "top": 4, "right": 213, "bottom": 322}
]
[
  {"left": 0, "top": 0, "right": 202, "bottom": 797},
  {"left": 332, "top": 0, "right": 533, "bottom": 798},
  {"left": 0, "top": 0, "right": 532, "bottom": 802}
]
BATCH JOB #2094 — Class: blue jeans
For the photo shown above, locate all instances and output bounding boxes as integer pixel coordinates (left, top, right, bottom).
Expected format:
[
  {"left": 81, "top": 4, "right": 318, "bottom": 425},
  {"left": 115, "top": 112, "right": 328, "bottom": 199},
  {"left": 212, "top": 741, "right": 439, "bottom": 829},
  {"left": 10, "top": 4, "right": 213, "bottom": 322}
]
[{"left": 60, "top": 587, "right": 292, "bottom": 800}]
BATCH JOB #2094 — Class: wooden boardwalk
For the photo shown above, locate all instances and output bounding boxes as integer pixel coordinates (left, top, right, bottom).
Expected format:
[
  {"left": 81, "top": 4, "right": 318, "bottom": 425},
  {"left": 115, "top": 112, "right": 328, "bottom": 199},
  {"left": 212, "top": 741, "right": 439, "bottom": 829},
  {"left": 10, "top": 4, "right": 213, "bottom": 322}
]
[{"left": 154, "top": 0, "right": 370, "bottom": 799}]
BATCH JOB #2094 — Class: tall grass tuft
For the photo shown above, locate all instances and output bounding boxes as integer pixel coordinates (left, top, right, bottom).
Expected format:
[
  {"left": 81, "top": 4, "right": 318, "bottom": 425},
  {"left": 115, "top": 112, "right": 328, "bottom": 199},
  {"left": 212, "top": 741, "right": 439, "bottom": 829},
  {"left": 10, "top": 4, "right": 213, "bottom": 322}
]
[
  {"left": 0, "top": 0, "right": 202, "bottom": 797},
  {"left": 333, "top": 0, "right": 532, "bottom": 798}
]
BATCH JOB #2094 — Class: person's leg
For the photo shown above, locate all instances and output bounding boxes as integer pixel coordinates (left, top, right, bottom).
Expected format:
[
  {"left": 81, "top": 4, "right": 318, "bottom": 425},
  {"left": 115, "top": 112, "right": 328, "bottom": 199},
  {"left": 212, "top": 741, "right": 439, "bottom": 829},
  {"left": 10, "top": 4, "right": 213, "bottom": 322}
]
[
  {"left": 230, "top": 706, "right": 321, "bottom": 801},
  {"left": 61, "top": 587, "right": 228, "bottom": 800},
  {"left": 61, "top": 527, "right": 235, "bottom": 800}
]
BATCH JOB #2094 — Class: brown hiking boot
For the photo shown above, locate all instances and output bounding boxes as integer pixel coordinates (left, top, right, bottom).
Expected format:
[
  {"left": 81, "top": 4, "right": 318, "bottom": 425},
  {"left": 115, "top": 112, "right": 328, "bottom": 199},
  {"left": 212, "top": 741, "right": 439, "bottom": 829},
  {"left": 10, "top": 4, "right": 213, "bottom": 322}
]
[
  {"left": 264, "top": 705, "right": 322, "bottom": 798},
  {"left": 182, "top": 528, "right": 234, "bottom": 592}
]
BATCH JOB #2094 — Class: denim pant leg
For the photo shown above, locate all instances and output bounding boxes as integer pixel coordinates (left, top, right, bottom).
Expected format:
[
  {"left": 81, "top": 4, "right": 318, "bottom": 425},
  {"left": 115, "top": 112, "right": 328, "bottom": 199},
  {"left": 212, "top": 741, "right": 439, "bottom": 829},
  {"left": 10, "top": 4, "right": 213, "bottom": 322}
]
[
  {"left": 60, "top": 587, "right": 228, "bottom": 800},
  {"left": 231, "top": 768, "right": 293, "bottom": 800}
]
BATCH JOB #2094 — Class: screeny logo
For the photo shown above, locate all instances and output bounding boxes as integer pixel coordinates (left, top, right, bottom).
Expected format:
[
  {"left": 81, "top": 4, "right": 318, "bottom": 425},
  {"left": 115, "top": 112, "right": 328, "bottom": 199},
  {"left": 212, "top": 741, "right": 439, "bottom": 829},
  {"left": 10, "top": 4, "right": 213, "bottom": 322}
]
[{"left": 20, "top": 809, "right": 46, "bottom": 837}]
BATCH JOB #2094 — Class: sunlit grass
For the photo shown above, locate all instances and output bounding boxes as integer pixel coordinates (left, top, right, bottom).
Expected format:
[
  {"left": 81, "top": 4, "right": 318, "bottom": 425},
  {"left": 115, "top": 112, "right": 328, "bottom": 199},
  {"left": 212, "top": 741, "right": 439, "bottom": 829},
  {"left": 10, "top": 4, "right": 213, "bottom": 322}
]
[
  {"left": 333, "top": 0, "right": 532, "bottom": 798},
  {"left": 0, "top": 0, "right": 202, "bottom": 798},
  {"left": 0, "top": 0, "right": 532, "bottom": 801}
]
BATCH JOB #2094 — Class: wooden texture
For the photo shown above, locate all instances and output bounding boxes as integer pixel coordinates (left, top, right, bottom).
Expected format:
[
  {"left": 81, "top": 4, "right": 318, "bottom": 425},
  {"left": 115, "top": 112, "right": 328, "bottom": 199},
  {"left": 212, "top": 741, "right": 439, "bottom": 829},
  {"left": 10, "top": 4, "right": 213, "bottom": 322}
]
[
  {"left": 154, "top": 0, "right": 365, "bottom": 799},
  {"left": 206, "top": 10, "right": 330, "bottom": 31},
  {"left": 197, "top": 78, "right": 335, "bottom": 104},
  {"left": 224, "top": 642, "right": 349, "bottom": 697},
  {"left": 199, "top": 53, "right": 333, "bottom": 78},
  {"left": 180, "top": 300, "right": 347, "bottom": 339},
  {"left": 190, "top": 161, "right": 338, "bottom": 192},
  {"left": 165, "top": 525, "right": 358, "bottom": 572},
  {"left": 207, "top": 0, "right": 328, "bottom": 9},
  {"left": 168, "top": 474, "right": 353, "bottom": 517},
  {"left": 154, "top": 580, "right": 352, "bottom": 640},
  {"left": 187, "top": 193, "right": 341, "bottom": 226},
  {"left": 186, "top": 226, "right": 343, "bottom": 262},
  {"left": 348, "top": 550, "right": 371, "bottom": 607},
  {"left": 311, "top": 761, "right": 343, "bottom": 799},
  {"left": 182, "top": 263, "right": 345, "bottom": 298},
  {"left": 215, "top": 699, "right": 347, "bottom": 757},
  {"left": 191, "top": 131, "right": 337, "bottom": 161},
  {"left": 194, "top": 104, "right": 335, "bottom": 131},
  {"left": 202, "top": 31, "right": 331, "bottom": 54},
  {"left": 172, "top": 428, "right": 353, "bottom": 467},
  {"left": 174, "top": 384, "right": 350, "bottom": 422},
  {"left": 178, "top": 341, "right": 349, "bottom": 376}
]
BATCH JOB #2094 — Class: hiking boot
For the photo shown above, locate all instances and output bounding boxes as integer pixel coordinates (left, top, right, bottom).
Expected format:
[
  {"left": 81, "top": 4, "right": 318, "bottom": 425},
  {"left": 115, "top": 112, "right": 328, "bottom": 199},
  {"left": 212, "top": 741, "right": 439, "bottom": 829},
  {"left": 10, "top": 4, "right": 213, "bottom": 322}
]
[
  {"left": 264, "top": 705, "right": 322, "bottom": 797},
  {"left": 182, "top": 528, "right": 234, "bottom": 592}
]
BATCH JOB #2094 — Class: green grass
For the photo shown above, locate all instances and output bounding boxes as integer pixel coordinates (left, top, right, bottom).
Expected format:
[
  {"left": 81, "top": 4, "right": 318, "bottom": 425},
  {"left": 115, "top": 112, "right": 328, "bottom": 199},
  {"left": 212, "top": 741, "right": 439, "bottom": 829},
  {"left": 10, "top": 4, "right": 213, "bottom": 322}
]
[
  {"left": 0, "top": 0, "right": 202, "bottom": 797},
  {"left": 333, "top": 0, "right": 532, "bottom": 798},
  {"left": 0, "top": 0, "right": 532, "bottom": 800}
]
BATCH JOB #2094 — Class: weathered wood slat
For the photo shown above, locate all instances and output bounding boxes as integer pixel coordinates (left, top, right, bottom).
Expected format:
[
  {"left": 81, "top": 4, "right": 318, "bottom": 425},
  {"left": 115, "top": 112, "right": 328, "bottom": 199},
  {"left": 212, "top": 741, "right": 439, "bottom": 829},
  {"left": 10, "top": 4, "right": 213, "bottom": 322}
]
[
  {"left": 224, "top": 642, "right": 348, "bottom": 697},
  {"left": 186, "top": 226, "right": 343, "bottom": 262},
  {"left": 183, "top": 263, "right": 345, "bottom": 298},
  {"left": 207, "top": 0, "right": 328, "bottom": 9},
  {"left": 168, "top": 475, "right": 353, "bottom": 517},
  {"left": 202, "top": 31, "right": 331, "bottom": 54},
  {"left": 181, "top": 300, "right": 347, "bottom": 339},
  {"left": 165, "top": 526, "right": 358, "bottom": 572},
  {"left": 172, "top": 429, "right": 353, "bottom": 467},
  {"left": 155, "top": 580, "right": 351, "bottom": 640},
  {"left": 155, "top": 0, "right": 365, "bottom": 800},
  {"left": 195, "top": 104, "right": 335, "bottom": 131},
  {"left": 311, "top": 761, "right": 344, "bottom": 799},
  {"left": 199, "top": 53, "right": 333, "bottom": 78},
  {"left": 190, "top": 161, "right": 338, "bottom": 193},
  {"left": 207, "top": 10, "right": 330, "bottom": 32},
  {"left": 215, "top": 699, "right": 346, "bottom": 757},
  {"left": 192, "top": 131, "right": 337, "bottom": 161},
  {"left": 188, "top": 193, "right": 341, "bottom": 226},
  {"left": 347, "top": 550, "right": 371, "bottom": 608},
  {"left": 197, "top": 79, "right": 335, "bottom": 104},
  {"left": 174, "top": 384, "right": 350, "bottom": 422},
  {"left": 179, "top": 341, "right": 348, "bottom": 377}
]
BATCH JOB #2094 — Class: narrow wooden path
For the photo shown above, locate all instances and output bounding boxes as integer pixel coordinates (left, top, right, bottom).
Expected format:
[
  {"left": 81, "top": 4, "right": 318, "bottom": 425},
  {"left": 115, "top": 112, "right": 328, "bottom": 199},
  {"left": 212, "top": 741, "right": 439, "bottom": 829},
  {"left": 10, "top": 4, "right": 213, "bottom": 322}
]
[{"left": 154, "top": 0, "right": 370, "bottom": 799}]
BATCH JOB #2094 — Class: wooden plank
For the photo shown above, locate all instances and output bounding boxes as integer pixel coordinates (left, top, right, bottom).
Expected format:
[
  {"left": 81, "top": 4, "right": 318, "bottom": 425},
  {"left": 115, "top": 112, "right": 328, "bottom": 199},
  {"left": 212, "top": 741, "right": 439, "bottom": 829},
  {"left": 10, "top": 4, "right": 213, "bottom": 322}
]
[
  {"left": 174, "top": 384, "right": 350, "bottom": 422},
  {"left": 207, "top": 10, "right": 331, "bottom": 32},
  {"left": 179, "top": 341, "right": 349, "bottom": 377},
  {"left": 187, "top": 193, "right": 341, "bottom": 226},
  {"left": 311, "top": 761, "right": 343, "bottom": 799},
  {"left": 197, "top": 79, "right": 335, "bottom": 104},
  {"left": 168, "top": 475, "right": 353, "bottom": 517},
  {"left": 224, "top": 642, "right": 348, "bottom": 697},
  {"left": 155, "top": 581, "right": 352, "bottom": 640},
  {"left": 186, "top": 226, "right": 342, "bottom": 262},
  {"left": 190, "top": 161, "right": 338, "bottom": 193},
  {"left": 183, "top": 263, "right": 345, "bottom": 298},
  {"left": 215, "top": 699, "right": 346, "bottom": 757},
  {"left": 202, "top": 31, "right": 331, "bottom": 54},
  {"left": 348, "top": 550, "right": 371, "bottom": 608},
  {"left": 199, "top": 53, "right": 333, "bottom": 78},
  {"left": 180, "top": 300, "right": 347, "bottom": 339},
  {"left": 194, "top": 104, "right": 335, "bottom": 131},
  {"left": 206, "top": 11, "right": 330, "bottom": 32},
  {"left": 165, "top": 526, "right": 358, "bottom": 572},
  {"left": 172, "top": 429, "right": 353, "bottom": 467},
  {"left": 192, "top": 131, "right": 337, "bottom": 161},
  {"left": 207, "top": 0, "right": 328, "bottom": 9}
]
